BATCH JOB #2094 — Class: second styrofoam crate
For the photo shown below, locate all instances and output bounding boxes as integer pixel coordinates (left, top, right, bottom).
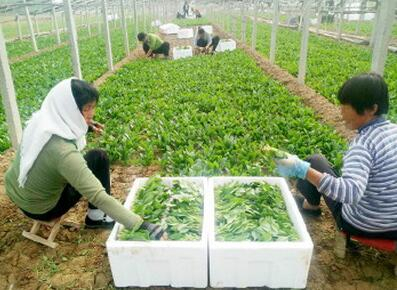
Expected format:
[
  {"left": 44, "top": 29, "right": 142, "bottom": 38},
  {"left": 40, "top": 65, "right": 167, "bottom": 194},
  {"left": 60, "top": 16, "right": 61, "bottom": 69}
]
[
  {"left": 172, "top": 46, "right": 193, "bottom": 60},
  {"left": 208, "top": 176, "right": 313, "bottom": 289},
  {"left": 201, "top": 25, "right": 213, "bottom": 34},
  {"left": 177, "top": 28, "right": 194, "bottom": 38},
  {"left": 106, "top": 177, "right": 209, "bottom": 288},
  {"left": 216, "top": 39, "right": 236, "bottom": 52}
]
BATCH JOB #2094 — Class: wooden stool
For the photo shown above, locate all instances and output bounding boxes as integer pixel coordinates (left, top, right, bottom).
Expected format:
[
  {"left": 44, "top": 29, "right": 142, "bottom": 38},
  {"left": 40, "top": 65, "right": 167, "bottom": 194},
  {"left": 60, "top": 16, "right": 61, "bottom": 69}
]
[
  {"left": 22, "top": 216, "right": 64, "bottom": 248},
  {"left": 335, "top": 231, "right": 397, "bottom": 275}
]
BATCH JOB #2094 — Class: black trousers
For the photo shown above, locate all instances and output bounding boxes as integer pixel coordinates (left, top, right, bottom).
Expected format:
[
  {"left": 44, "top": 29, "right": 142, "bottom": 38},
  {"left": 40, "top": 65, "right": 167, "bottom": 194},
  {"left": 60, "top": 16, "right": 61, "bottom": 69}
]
[
  {"left": 196, "top": 36, "right": 220, "bottom": 51},
  {"left": 22, "top": 149, "right": 111, "bottom": 221},
  {"left": 297, "top": 154, "right": 397, "bottom": 239},
  {"left": 143, "top": 42, "right": 170, "bottom": 56}
]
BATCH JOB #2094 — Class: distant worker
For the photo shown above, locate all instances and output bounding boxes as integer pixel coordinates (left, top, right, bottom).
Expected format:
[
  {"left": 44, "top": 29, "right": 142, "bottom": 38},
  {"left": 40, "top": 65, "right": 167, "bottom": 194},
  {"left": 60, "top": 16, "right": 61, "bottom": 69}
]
[
  {"left": 193, "top": 8, "right": 202, "bottom": 18},
  {"left": 137, "top": 32, "right": 170, "bottom": 59},
  {"left": 195, "top": 27, "right": 220, "bottom": 54},
  {"left": 183, "top": 1, "right": 190, "bottom": 17}
]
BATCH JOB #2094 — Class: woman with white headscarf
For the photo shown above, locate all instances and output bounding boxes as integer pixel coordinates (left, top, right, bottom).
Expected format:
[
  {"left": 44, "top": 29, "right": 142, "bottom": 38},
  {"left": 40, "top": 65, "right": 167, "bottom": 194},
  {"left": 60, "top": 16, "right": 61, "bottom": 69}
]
[{"left": 5, "top": 78, "right": 164, "bottom": 239}]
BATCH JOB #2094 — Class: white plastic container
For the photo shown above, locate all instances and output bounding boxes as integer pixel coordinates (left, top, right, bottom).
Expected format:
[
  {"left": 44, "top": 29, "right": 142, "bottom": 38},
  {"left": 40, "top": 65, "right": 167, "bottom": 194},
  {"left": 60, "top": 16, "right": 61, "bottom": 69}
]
[
  {"left": 172, "top": 46, "right": 193, "bottom": 60},
  {"left": 106, "top": 177, "right": 209, "bottom": 288},
  {"left": 216, "top": 39, "right": 237, "bottom": 52},
  {"left": 159, "top": 23, "right": 180, "bottom": 34},
  {"left": 201, "top": 25, "right": 213, "bottom": 34},
  {"left": 208, "top": 176, "right": 313, "bottom": 289},
  {"left": 177, "top": 28, "right": 194, "bottom": 39}
]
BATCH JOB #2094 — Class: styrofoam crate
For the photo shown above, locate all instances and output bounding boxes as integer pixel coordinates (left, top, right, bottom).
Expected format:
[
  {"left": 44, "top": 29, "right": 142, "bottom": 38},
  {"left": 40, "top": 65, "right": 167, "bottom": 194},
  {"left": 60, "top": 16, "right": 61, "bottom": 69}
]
[
  {"left": 215, "top": 39, "right": 236, "bottom": 52},
  {"left": 177, "top": 28, "right": 194, "bottom": 39},
  {"left": 208, "top": 176, "right": 313, "bottom": 289},
  {"left": 106, "top": 177, "right": 209, "bottom": 288},
  {"left": 201, "top": 25, "right": 213, "bottom": 34},
  {"left": 172, "top": 46, "right": 193, "bottom": 60}
]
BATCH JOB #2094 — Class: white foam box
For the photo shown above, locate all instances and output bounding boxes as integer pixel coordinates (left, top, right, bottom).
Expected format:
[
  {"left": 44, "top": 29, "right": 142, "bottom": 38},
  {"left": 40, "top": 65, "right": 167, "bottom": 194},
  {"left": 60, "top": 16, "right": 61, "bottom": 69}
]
[
  {"left": 216, "top": 39, "right": 236, "bottom": 52},
  {"left": 201, "top": 25, "right": 213, "bottom": 34},
  {"left": 172, "top": 45, "right": 193, "bottom": 60},
  {"left": 208, "top": 176, "right": 313, "bottom": 289},
  {"left": 177, "top": 28, "right": 194, "bottom": 39},
  {"left": 106, "top": 177, "right": 209, "bottom": 288}
]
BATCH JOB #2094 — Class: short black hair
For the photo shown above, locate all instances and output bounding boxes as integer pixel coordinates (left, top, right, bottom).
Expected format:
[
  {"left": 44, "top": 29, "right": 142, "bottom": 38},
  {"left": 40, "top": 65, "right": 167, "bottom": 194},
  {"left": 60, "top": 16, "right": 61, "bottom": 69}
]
[
  {"left": 137, "top": 32, "right": 146, "bottom": 41},
  {"left": 198, "top": 28, "right": 205, "bottom": 34},
  {"left": 71, "top": 79, "right": 99, "bottom": 112},
  {"left": 337, "top": 72, "right": 389, "bottom": 115}
]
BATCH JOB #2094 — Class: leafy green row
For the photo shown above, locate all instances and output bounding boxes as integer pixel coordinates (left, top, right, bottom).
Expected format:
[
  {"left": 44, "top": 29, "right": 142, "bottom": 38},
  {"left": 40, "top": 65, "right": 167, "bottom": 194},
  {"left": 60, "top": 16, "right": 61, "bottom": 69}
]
[
  {"left": 215, "top": 181, "right": 299, "bottom": 241},
  {"left": 0, "top": 22, "right": 140, "bottom": 152},
  {"left": 94, "top": 49, "right": 346, "bottom": 175},
  {"left": 119, "top": 177, "right": 203, "bottom": 241},
  {"left": 221, "top": 17, "right": 397, "bottom": 121}
]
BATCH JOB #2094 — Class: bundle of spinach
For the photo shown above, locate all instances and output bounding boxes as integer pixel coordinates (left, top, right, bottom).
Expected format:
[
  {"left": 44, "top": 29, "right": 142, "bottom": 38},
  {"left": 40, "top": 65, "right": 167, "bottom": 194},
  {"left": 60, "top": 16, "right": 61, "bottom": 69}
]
[
  {"left": 119, "top": 177, "right": 203, "bottom": 241},
  {"left": 215, "top": 181, "right": 299, "bottom": 242}
]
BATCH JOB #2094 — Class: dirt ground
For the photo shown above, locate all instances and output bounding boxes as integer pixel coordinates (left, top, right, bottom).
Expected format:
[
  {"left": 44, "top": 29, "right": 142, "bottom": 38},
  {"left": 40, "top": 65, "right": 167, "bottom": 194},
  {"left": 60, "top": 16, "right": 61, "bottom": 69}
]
[{"left": 0, "top": 27, "right": 396, "bottom": 290}]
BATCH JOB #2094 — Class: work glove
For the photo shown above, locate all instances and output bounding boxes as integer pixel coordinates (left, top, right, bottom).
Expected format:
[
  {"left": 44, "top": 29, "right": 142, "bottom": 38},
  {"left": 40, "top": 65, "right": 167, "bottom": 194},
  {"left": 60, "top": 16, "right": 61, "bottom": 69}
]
[
  {"left": 140, "top": 221, "right": 165, "bottom": 240},
  {"left": 275, "top": 154, "right": 310, "bottom": 179}
]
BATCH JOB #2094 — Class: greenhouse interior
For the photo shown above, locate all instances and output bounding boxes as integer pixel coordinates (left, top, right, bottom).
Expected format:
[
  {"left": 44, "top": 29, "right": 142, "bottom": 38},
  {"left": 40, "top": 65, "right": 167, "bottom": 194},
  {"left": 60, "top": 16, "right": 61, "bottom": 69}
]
[{"left": 0, "top": 0, "right": 397, "bottom": 289}]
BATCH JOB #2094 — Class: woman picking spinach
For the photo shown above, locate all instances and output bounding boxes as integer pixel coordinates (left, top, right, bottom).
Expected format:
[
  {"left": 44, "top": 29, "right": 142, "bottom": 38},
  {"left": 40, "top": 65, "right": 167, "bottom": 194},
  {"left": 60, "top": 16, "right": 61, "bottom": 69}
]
[
  {"left": 275, "top": 73, "right": 397, "bottom": 239},
  {"left": 5, "top": 78, "right": 164, "bottom": 240}
]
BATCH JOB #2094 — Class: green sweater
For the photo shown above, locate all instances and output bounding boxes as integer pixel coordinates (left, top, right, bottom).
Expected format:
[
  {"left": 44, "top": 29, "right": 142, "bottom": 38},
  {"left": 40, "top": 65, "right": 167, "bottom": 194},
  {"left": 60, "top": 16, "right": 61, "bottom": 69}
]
[
  {"left": 5, "top": 135, "right": 142, "bottom": 230},
  {"left": 145, "top": 33, "right": 163, "bottom": 50}
]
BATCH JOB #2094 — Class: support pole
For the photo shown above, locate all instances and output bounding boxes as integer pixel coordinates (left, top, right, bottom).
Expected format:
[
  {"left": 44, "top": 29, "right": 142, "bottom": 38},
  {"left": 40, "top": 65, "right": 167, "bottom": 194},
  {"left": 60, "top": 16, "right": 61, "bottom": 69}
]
[
  {"left": 24, "top": 1, "right": 38, "bottom": 52},
  {"left": 52, "top": 7, "right": 61, "bottom": 45},
  {"left": 34, "top": 14, "right": 40, "bottom": 35},
  {"left": 64, "top": 0, "right": 82, "bottom": 79},
  {"left": 86, "top": 4, "right": 92, "bottom": 36},
  {"left": 0, "top": 25, "right": 22, "bottom": 149},
  {"left": 102, "top": 0, "right": 114, "bottom": 71},
  {"left": 241, "top": 1, "right": 246, "bottom": 43},
  {"left": 134, "top": 0, "right": 138, "bottom": 34},
  {"left": 16, "top": 14, "right": 22, "bottom": 40},
  {"left": 251, "top": 0, "right": 258, "bottom": 50},
  {"left": 371, "top": 0, "right": 396, "bottom": 76},
  {"left": 297, "top": 0, "right": 312, "bottom": 84},
  {"left": 270, "top": 0, "right": 279, "bottom": 64},
  {"left": 120, "top": 0, "right": 130, "bottom": 55}
]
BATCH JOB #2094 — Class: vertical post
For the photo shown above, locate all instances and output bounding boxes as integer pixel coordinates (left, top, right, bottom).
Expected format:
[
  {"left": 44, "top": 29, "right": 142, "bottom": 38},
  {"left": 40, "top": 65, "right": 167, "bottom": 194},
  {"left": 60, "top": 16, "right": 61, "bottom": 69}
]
[
  {"left": 16, "top": 14, "right": 22, "bottom": 40},
  {"left": 297, "top": 0, "right": 312, "bottom": 84},
  {"left": 370, "top": 1, "right": 381, "bottom": 47},
  {"left": 143, "top": 1, "right": 147, "bottom": 32},
  {"left": 251, "top": 0, "right": 258, "bottom": 50},
  {"left": 337, "top": 1, "right": 345, "bottom": 40},
  {"left": 316, "top": 0, "right": 322, "bottom": 34},
  {"left": 86, "top": 4, "right": 92, "bottom": 36},
  {"left": 371, "top": 0, "right": 396, "bottom": 76},
  {"left": 102, "top": 0, "right": 114, "bottom": 71},
  {"left": 24, "top": 0, "right": 38, "bottom": 52},
  {"left": 134, "top": 0, "right": 138, "bottom": 34},
  {"left": 120, "top": 0, "right": 130, "bottom": 56},
  {"left": 34, "top": 14, "right": 40, "bottom": 35},
  {"left": 96, "top": 6, "right": 101, "bottom": 34},
  {"left": 0, "top": 25, "right": 22, "bottom": 149},
  {"left": 355, "top": 0, "right": 367, "bottom": 34},
  {"left": 64, "top": 0, "right": 82, "bottom": 79},
  {"left": 52, "top": 7, "right": 61, "bottom": 45},
  {"left": 162, "top": 0, "right": 166, "bottom": 22},
  {"left": 270, "top": 0, "right": 279, "bottom": 64},
  {"left": 241, "top": 1, "right": 246, "bottom": 43}
]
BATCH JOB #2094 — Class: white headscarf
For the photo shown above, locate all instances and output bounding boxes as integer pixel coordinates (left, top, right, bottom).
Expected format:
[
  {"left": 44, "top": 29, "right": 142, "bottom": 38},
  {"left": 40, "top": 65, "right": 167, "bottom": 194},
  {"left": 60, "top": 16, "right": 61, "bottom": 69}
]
[{"left": 18, "top": 78, "right": 88, "bottom": 187}]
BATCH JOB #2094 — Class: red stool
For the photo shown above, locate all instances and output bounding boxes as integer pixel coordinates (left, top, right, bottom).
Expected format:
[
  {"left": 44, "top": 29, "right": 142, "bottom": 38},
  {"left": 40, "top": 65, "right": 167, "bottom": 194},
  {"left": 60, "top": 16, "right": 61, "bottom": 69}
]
[{"left": 335, "top": 231, "right": 397, "bottom": 275}]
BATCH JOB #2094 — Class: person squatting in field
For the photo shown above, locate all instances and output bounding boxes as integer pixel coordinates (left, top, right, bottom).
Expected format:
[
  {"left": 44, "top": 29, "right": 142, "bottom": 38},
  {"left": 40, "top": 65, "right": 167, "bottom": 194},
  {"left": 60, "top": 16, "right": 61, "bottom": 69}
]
[{"left": 5, "top": 78, "right": 165, "bottom": 239}]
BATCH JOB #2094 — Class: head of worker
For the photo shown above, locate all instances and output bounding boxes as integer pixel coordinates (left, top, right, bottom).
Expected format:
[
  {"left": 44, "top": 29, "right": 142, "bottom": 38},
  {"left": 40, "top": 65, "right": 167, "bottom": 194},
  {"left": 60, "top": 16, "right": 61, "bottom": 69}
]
[{"left": 337, "top": 72, "right": 389, "bottom": 131}]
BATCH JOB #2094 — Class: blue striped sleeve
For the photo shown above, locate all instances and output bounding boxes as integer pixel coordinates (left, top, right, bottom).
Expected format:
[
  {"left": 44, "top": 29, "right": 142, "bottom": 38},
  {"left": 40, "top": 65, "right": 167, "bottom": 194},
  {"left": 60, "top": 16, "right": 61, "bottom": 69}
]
[{"left": 318, "top": 144, "right": 373, "bottom": 204}]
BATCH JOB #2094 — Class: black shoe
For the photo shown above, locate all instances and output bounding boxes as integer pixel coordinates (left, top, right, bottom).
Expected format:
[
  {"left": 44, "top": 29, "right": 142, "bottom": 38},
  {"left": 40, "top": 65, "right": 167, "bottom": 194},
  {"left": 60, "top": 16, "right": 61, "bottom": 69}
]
[
  {"left": 85, "top": 215, "right": 115, "bottom": 229},
  {"left": 294, "top": 195, "right": 322, "bottom": 217}
]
